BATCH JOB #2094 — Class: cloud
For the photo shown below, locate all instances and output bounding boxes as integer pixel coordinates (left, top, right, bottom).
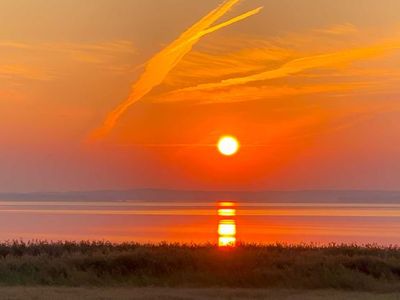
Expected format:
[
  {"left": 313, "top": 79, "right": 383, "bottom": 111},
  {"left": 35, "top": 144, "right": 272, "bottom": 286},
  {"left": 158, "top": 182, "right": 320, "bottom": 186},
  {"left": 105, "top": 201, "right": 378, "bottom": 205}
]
[
  {"left": 142, "top": 23, "right": 400, "bottom": 107},
  {"left": 151, "top": 25, "right": 400, "bottom": 106},
  {"left": 314, "top": 23, "right": 359, "bottom": 36},
  {"left": 155, "top": 83, "right": 365, "bottom": 105},
  {"left": 164, "top": 41, "right": 293, "bottom": 87},
  {"left": 0, "top": 41, "right": 35, "bottom": 50},
  {"left": 0, "top": 64, "right": 54, "bottom": 81},
  {"left": 0, "top": 40, "right": 137, "bottom": 85},
  {"left": 0, "top": 40, "right": 135, "bottom": 55},
  {"left": 167, "top": 7, "right": 263, "bottom": 54},
  {"left": 171, "top": 42, "right": 400, "bottom": 94},
  {"left": 0, "top": 40, "right": 136, "bottom": 67},
  {"left": 90, "top": 0, "right": 263, "bottom": 140}
]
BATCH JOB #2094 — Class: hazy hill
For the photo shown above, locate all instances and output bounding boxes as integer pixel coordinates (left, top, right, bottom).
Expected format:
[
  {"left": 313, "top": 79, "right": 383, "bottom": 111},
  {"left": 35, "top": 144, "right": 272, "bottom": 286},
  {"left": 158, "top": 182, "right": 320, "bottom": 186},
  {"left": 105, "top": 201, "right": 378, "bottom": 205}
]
[{"left": 0, "top": 189, "right": 399, "bottom": 203}]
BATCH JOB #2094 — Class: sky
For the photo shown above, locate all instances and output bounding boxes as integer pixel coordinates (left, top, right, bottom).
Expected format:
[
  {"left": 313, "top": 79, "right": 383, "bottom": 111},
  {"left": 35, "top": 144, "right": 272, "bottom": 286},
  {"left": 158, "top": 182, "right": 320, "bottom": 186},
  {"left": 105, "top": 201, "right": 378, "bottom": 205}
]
[{"left": 1, "top": 0, "right": 400, "bottom": 192}]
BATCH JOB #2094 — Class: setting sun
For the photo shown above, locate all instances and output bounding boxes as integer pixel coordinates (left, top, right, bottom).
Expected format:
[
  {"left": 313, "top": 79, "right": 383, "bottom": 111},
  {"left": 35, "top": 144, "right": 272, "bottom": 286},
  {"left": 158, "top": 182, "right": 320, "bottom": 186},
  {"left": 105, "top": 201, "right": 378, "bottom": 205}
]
[{"left": 217, "top": 136, "right": 240, "bottom": 156}]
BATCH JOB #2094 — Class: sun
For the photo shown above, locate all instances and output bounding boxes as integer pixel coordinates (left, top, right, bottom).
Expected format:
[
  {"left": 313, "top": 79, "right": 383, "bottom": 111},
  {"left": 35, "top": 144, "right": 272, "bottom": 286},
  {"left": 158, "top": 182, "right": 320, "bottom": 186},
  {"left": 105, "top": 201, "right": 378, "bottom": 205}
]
[{"left": 217, "top": 136, "right": 240, "bottom": 156}]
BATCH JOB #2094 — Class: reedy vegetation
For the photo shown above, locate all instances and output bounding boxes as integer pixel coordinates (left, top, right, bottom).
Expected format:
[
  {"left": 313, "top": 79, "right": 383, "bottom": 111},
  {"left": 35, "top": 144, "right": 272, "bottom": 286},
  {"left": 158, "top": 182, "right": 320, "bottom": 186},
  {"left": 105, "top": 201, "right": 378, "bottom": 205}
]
[{"left": 0, "top": 241, "right": 399, "bottom": 291}]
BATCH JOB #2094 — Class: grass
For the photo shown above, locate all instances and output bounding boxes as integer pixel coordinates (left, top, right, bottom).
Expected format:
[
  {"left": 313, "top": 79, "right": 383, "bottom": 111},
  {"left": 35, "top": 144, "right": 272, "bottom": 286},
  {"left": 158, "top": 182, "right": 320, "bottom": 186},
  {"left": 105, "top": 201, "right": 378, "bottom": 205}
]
[{"left": 0, "top": 241, "right": 399, "bottom": 292}]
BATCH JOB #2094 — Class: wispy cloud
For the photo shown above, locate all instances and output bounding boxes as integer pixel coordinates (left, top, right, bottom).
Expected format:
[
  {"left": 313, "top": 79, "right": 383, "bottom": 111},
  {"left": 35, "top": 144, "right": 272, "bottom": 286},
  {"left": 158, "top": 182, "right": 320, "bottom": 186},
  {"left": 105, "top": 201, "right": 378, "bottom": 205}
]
[
  {"left": 156, "top": 83, "right": 365, "bottom": 104},
  {"left": 164, "top": 41, "right": 293, "bottom": 87},
  {"left": 145, "top": 24, "right": 398, "bottom": 106},
  {"left": 90, "top": 0, "right": 263, "bottom": 140},
  {"left": 0, "top": 64, "right": 54, "bottom": 81},
  {"left": 314, "top": 23, "right": 359, "bottom": 36},
  {"left": 0, "top": 40, "right": 136, "bottom": 85},
  {"left": 0, "top": 40, "right": 135, "bottom": 55},
  {"left": 170, "top": 42, "right": 400, "bottom": 94}
]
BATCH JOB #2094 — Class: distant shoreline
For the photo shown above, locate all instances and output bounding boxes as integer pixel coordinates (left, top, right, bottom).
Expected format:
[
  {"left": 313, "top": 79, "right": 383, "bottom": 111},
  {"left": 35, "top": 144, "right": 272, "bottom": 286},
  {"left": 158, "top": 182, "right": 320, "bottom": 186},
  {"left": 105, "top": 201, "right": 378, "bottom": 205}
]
[{"left": 1, "top": 189, "right": 400, "bottom": 202}]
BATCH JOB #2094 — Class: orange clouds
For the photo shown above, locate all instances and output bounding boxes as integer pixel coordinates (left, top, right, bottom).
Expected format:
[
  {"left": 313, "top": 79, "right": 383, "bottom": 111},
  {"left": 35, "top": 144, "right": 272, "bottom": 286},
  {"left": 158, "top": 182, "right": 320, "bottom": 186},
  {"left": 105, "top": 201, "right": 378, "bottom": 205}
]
[
  {"left": 90, "top": 0, "right": 263, "bottom": 140},
  {"left": 314, "top": 23, "right": 359, "bottom": 36},
  {"left": 135, "top": 23, "right": 398, "bottom": 109},
  {"left": 164, "top": 43, "right": 293, "bottom": 87},
  {"left": 0, "top": 64, "right": 54, "bottom": 81},
  {"left": 0, "top": 40, "right": 135, "bottom": 59},
  {"left": 171, "top": 42, "right": 400, "bottom": 95},
  {"left": 0, "top": 40, "right": 136, "bottom": 84},
  {"left": 156, "top": 83, "right": 362, "bottom": 105}
]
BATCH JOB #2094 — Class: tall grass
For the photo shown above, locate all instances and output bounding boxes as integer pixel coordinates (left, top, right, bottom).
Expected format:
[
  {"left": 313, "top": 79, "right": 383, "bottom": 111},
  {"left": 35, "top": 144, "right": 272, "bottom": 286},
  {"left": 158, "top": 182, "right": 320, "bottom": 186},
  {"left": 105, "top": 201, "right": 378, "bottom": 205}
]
[{"left": 0, "top": 241, "right": 399, "bottom": 290}]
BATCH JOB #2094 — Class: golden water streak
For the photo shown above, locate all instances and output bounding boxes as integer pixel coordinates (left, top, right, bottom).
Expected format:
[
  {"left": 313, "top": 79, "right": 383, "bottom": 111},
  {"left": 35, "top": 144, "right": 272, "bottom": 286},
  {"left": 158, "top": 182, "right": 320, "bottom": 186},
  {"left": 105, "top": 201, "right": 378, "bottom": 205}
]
[
  {"left": 218, "top": 236, "right": 236, "bottom": 247},
  {"left": 218, "top": 201, "right": 237, "bottom": 247},
  {"left": 218, "top": 208, "right": 236, "bottom": 216},
  {"left": 218, "top": 220, "right": 236, "bottom": 235}
]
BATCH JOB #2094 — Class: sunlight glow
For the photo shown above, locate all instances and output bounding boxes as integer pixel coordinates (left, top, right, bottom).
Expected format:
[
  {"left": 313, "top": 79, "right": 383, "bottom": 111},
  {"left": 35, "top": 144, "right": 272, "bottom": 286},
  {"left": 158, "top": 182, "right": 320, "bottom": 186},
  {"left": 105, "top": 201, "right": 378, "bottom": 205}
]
[{"left": 217, "top": 136, "right": 240, "bottom": 156}]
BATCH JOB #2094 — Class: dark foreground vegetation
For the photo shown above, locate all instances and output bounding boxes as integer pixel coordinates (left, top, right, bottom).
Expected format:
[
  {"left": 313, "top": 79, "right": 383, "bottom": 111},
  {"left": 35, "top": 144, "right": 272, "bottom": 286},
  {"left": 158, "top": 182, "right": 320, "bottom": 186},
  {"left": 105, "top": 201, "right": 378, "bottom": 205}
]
[{"left": 0, "top": 241, "right": 399, "bottom": 291}]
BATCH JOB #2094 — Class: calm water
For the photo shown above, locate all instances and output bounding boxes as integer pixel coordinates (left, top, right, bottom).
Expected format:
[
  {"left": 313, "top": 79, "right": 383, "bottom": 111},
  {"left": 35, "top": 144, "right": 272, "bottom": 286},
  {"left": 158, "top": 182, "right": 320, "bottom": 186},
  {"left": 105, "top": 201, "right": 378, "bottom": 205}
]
[{"left": 0, "top": 201, "right": 399, "bottom": 245}]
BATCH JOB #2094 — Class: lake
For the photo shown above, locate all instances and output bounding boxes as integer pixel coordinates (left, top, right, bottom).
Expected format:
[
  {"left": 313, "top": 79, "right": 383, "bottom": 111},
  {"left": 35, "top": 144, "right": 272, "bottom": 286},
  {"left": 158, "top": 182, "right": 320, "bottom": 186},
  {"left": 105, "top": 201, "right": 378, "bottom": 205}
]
[{"left": 0, "top": 200, "right": 399, "bottom": 245}]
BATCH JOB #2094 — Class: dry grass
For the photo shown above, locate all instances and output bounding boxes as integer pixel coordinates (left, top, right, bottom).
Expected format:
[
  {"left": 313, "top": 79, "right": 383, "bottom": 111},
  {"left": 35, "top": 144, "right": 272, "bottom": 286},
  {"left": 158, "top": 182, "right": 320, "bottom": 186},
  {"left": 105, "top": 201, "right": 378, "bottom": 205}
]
[{"left": 0, "top": 241, "right": 399, "bottom": 292}]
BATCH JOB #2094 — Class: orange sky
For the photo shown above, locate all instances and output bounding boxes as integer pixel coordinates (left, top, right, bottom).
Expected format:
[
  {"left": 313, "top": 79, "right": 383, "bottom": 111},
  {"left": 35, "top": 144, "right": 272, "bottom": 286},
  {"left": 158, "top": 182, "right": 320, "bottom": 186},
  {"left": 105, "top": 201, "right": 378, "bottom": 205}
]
[{"left": 1, "top": 0, "right": 400, "bottom": 192}]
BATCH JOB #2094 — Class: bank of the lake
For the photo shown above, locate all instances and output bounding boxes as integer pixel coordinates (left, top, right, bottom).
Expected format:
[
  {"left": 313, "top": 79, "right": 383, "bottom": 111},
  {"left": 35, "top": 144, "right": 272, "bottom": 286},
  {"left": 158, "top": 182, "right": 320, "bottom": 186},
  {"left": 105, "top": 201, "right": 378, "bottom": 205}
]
[{"left": 0, "top": 241, "right": 399, "bottom": 292}]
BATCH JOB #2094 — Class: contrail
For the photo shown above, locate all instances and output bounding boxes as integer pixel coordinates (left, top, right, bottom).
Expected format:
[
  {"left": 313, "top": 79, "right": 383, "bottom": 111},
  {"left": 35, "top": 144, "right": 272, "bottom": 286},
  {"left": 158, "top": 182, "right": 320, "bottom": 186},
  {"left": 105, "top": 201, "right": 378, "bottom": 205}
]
[
  {"left": 173, "top": 43, "right": 400, "bottom": 93},
  {"left": 168, "top": 7, "right": 263, "bottom": 54},
  {"left": 90, "top": 0, "right": 262, "bottom": 140}
]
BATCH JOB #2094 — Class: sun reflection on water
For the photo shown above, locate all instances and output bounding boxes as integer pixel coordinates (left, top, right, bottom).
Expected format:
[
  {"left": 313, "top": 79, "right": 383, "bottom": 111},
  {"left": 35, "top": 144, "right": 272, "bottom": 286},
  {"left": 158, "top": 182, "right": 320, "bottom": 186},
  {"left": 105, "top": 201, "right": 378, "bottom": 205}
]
[{"left": 218, "top": 202, "right": 236, "bottom": 247}]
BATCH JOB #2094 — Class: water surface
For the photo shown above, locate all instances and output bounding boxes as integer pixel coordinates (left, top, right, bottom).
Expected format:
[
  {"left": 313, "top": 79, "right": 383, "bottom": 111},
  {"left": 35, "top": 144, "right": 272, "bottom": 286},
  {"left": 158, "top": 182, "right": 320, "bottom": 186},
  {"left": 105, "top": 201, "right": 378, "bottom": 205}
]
[{"left": 0, "top": 201, "right": 399, "bottom": 245}]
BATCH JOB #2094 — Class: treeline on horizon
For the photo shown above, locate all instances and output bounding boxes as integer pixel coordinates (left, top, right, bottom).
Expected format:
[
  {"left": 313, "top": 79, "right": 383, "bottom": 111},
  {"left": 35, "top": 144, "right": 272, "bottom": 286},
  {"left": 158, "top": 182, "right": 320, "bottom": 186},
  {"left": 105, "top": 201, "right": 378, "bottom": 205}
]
[
  {"left": 2, "top": 189, "right": 400, "bottom": 202},
  {"left": 0, "top": 241, "right": 399, "bottom": 291}
]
